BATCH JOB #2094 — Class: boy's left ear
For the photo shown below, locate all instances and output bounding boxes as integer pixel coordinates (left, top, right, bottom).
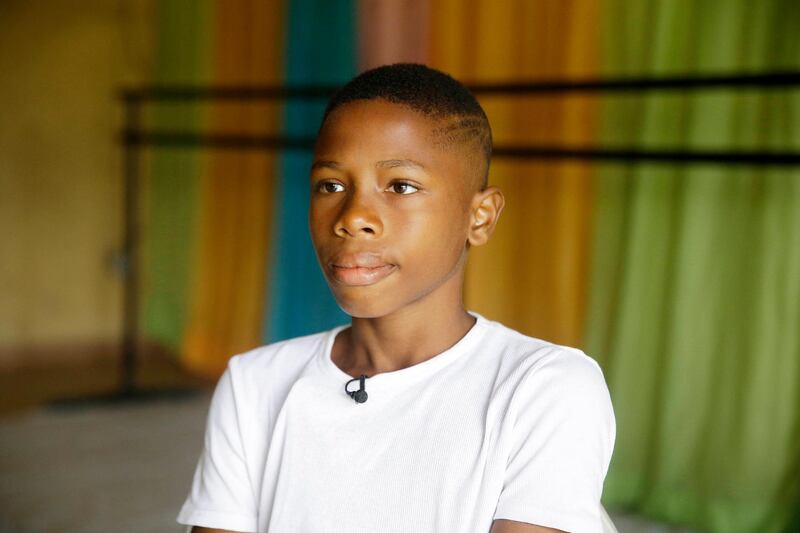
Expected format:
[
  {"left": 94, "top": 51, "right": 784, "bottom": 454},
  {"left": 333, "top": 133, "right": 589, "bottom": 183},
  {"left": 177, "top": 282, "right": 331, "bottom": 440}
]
[{"left": 467, "top": 186, "right": 505, "bottom": 246}]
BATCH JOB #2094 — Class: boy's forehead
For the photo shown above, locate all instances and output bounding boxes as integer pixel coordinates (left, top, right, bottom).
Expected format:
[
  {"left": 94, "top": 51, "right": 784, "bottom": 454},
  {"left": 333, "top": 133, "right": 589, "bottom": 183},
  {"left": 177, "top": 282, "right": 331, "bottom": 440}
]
[
  {"left": 319, "top": 100, "right": 436, "bottom": 140},
  {"left": 316, "top": 102, "right": 442, "bottom": 162},
  {"left": 315, "top": 99, "right": 485, "bottom": 193},
  {"left": 320, "top": 101, "right": 464, "bottom": 160}
]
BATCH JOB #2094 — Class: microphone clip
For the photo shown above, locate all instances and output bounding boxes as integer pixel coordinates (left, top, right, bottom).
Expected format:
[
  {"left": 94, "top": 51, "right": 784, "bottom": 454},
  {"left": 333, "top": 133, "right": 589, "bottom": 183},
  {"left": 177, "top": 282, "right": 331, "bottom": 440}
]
[{"left": 345, "top": 374, "right": 369, "bottom": 404}]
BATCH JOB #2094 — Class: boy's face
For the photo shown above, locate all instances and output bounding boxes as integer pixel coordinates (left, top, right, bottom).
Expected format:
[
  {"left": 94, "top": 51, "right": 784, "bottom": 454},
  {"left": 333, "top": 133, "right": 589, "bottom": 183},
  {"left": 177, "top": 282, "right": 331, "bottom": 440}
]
[{"left": 309, "top": 99, "right": 481, "bottom": 318}]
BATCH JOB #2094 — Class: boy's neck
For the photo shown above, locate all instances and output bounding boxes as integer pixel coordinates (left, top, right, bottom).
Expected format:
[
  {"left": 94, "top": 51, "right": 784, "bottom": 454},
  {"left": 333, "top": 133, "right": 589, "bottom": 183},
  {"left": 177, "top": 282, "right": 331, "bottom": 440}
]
[{"left": 333, "top": 301, "right": 476, "bottom": 379}]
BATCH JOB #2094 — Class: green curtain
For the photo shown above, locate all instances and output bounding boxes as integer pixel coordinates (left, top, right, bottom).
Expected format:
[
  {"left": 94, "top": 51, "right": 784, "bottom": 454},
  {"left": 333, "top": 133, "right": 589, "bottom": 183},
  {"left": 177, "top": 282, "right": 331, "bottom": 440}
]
[
  {"left": 586, "top": 1, "right": 800, "bottom": 532},
  {"left": 142, "top": 0, "right": 213, "bottom": 352}
]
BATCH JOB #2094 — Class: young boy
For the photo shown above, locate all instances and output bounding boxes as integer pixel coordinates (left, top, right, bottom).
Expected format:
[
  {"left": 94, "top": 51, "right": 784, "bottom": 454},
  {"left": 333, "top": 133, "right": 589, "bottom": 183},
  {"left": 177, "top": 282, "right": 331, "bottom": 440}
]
[{"left": 177, "top": 64, "right": 615, "bottom": 533}]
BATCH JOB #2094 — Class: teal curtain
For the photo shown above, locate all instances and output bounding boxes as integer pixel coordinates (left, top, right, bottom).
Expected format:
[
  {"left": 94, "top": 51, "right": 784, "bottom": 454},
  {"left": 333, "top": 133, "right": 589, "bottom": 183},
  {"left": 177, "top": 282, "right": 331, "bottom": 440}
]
[
  {"left": 264, "top": 0, "right": 355, "bottom": 342},
  {"left": 142, "top": 0, "right": 213, "bottom": 352},
  {"left": 586, "top": 1, "right": 800, "bottom": 532}
]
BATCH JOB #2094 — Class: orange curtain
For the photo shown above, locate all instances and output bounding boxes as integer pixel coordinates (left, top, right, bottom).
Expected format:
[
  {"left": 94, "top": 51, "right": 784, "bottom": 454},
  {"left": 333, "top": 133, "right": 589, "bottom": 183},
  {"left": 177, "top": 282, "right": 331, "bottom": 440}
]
[
  {"left": 181, "top": 0, "right": 284, "bottom": 377},
  {"left": 429, "top": 0, "right": 599, "bottom": 347}
]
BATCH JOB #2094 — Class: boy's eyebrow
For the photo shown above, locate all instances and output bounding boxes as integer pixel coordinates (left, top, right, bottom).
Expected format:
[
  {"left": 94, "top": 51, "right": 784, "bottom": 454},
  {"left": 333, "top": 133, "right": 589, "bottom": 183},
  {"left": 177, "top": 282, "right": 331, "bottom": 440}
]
[{"left": 375, "top": 159, "right": 426, "bottom": 170}]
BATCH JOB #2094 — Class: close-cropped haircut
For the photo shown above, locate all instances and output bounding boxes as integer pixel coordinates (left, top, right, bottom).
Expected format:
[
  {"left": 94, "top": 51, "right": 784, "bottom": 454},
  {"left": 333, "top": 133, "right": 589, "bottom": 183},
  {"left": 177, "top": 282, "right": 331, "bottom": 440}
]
[{"left": 319, "top": 63, "right": 493, "bottom": 188}]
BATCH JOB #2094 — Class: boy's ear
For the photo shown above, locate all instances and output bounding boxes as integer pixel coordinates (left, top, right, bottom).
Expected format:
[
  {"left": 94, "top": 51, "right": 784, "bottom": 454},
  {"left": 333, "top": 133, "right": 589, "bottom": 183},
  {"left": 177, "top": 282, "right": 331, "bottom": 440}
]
[{"left": 467, "top": 186, "right": 505, "bottom": 247}]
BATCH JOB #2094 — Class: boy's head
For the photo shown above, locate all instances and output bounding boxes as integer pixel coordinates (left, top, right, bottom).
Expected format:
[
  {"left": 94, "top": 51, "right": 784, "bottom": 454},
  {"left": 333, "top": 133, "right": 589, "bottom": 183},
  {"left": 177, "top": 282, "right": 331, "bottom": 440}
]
[{"left": 310, "top": 63, "right": 504, "bottom": 318}]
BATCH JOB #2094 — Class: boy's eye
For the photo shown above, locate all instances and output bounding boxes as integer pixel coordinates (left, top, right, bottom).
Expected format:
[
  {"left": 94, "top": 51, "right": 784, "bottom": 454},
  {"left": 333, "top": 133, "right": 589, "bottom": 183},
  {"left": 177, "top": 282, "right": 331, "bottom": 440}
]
[
  {"left": 388, "top": 182, "right": 419, "bottom": 195},
  {"left": 318, "top": 181, "right": 345, "bottom": 193}
]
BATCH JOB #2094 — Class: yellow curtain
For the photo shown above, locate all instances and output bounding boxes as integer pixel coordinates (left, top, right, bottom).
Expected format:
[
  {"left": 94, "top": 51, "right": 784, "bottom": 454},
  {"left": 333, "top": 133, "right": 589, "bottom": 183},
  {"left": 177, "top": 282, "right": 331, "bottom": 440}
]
[
  {"left": 429, "top": 0, "right": 599, "bottom": 347},
  {"left": 182, "top": 0, "right": 284, "bottom": 377}
]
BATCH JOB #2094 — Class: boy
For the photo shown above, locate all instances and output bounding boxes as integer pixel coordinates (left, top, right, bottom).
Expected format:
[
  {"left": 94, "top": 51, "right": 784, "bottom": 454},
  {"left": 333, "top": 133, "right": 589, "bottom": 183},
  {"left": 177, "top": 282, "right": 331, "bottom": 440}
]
[{"left": 177, "top": 64, "right": 615, "bottom": 533}]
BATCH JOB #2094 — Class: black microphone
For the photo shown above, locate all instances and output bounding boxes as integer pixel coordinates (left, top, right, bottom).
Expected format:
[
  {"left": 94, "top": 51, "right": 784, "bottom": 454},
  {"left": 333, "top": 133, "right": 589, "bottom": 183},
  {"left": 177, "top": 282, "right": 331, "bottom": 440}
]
[{"left": 345, "top": 374, "right": 369, "bottom": 404}]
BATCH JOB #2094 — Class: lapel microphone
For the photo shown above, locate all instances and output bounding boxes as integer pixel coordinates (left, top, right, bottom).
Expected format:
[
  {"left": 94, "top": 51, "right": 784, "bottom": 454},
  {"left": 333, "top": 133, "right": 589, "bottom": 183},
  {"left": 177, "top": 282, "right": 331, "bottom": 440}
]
[{"left": 345, "top": 374, "right": 369, "bottom": 404}]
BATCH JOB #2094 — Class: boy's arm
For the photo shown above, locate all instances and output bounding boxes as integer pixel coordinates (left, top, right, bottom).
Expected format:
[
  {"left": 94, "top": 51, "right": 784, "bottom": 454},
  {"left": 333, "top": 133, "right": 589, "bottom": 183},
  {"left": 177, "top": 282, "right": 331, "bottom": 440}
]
[{"left": 491, "top": 518, "right": 566, "bottom": 532}]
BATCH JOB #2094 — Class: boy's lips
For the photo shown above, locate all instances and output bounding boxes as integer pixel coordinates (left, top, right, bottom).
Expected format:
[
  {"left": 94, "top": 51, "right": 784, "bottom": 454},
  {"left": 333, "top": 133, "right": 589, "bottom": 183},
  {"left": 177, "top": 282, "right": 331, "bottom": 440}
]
[{"left": 329, "top": 253, "right": 396, "bottom": 286}]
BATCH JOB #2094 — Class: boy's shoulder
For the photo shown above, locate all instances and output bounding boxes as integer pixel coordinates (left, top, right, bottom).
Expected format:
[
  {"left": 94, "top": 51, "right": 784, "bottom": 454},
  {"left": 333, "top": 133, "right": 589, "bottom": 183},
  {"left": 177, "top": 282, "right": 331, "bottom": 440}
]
[
  {"left": 228, "top": 324, "right": 344, "bottom": 376},
  {"left": 477, "top": 315, "right": 607, "bottom": 388},
  {"left": 478, "top": 314, "right": 594, "bottom": 359}
]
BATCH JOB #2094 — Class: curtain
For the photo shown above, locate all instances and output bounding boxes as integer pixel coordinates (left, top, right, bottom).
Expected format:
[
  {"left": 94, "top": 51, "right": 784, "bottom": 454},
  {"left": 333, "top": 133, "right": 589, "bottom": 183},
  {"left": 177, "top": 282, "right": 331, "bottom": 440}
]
[
  {"left": 585, "top": 1, "right": 800, "bottom": 531},
  {"left": 142, "top": 0, "right": 213, "bottom": 352},
  {"left": 429, "top": 0, "right": 599, "bottom": 348},
  {"left": 262, "top": 0, "right": 355, "bottom": 342},
  {"left": 181, "top": 0, "right": 284, "bottom": 377},
  {"left": 357, "top": 0, "right": 430, "bottom": 70}
]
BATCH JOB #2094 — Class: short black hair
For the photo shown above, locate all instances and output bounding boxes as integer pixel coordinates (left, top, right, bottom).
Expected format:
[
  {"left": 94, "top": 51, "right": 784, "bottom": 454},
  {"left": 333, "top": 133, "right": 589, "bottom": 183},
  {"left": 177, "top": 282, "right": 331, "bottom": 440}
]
[{"left": 319, "top": 63, "right": 492, "bottom": 188}]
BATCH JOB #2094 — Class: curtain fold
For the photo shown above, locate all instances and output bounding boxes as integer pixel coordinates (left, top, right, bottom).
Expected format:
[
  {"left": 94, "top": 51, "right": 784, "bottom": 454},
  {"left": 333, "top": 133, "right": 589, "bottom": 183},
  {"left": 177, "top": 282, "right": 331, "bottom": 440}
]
[
  {"left": 142, "top": 0, "right": 213, "bottom": 353},
  {"left": 585, "top": 1, "right": 800, "bottom": 531},
  {"left": 262, "top": 0, "right": 355, "bottom": 343},
  {"left": 357, "top": 0, "right": 430, "bottom": 70},
  {"left": 181, "top": 0, "right": 284, "bottom": 377},
  {"left": 429, "top": 0, "right": 599, "bottom": 348}
]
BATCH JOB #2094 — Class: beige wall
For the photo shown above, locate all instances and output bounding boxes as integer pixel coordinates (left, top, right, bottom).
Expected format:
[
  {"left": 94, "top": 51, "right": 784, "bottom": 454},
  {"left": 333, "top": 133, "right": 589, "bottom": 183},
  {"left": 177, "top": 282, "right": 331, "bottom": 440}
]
[{"left": 0, "top": 0, "right": 154, "bottom": 367}]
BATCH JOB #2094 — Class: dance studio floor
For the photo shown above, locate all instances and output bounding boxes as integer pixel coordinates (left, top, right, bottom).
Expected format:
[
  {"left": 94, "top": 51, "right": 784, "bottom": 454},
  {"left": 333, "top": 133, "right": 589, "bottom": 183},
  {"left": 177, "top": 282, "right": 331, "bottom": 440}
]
[{"left": 0, "top": 394, "right": 206, "bottom": 532}]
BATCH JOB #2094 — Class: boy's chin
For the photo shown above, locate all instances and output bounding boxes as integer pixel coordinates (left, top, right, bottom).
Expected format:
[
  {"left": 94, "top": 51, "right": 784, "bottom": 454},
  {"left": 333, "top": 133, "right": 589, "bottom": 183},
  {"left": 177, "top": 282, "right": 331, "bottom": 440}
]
[{"left": 333, "top": 296, "right": 397, "bottom": 320}]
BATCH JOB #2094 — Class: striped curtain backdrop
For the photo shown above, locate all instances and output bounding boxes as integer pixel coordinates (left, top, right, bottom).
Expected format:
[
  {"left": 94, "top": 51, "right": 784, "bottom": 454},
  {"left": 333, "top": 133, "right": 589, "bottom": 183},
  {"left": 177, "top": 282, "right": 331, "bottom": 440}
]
[{"left": 142, "top": 1, "right": 800, "bottom": 531}]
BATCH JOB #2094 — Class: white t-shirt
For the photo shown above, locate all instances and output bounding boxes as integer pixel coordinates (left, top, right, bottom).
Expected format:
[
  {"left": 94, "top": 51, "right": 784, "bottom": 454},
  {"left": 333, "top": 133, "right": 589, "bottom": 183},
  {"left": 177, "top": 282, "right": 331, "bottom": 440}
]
[{"left": 177, "top": 312, "right": 616, "bottom": 533}]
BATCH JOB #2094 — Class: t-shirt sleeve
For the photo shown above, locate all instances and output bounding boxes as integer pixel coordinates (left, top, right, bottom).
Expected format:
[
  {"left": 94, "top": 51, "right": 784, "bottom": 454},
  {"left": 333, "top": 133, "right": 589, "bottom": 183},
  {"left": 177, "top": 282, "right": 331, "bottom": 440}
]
[
  {"left": 493, "top": 348, "right": 616, "bottom": 533},
  {"left": 177, "top": 357, "right": 258, "bottom": 532}
]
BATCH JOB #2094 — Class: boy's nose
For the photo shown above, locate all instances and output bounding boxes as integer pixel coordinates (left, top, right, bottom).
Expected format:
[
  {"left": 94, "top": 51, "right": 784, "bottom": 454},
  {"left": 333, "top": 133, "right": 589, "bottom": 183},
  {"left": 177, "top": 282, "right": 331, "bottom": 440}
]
[{"left": 334, "top": 192, "right": 383, "bottom": 239}]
